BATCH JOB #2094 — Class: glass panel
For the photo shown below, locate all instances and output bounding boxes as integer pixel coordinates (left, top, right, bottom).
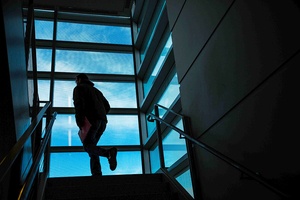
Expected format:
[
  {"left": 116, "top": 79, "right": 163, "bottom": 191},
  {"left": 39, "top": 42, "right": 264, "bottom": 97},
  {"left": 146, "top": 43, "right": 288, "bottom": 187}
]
[
  {"left": 93, "top": 82, "right": 137, "bottom": 108},
  {"left": 57, "top": 22, "right": 132, "bottom": 45},
  {"left": 55, "top": 50, "right": 134, "bottom": 75},
  {"left": 147, "top": 73, "right": 180, "bottom": 135},
  {"left": 39, "top": 153, "right": 45, "bottom": 173},
  {"left": 53, "top": 80, "right": 75, "bottom": 107},
  {"left": 140, "top": 0, "right": 166, "bottom": 62},
  {"left": 27, "top": 48, "right": 33, "bottom": 71},
  {"left": 28, "top": 79, "right": 33, "bottom": 107},
  {"left": 38, "top": 80, "right": 50, "bottom": 102},
  {"left": 49, "top": 151, "right": 142, "bottom": 177},
  {"left": 36, "top": 49, "right": 52, "bottom": 72},
  {"left": 51, "top": 114, "right": 139, "bottom": 146},
  {"left": 98, "top": 115, "right": 140, "bottom": 145},
  {"left": 51, "top": 114, "right": 80, "bottom": 146},
  {"left": 149, "top": 145, "right": 160, "bottom": 173},
  {"left": 54, "top": 81, "right": 137, "bottom": 108},
  {"left": 143, "top": 34, "right": 172, "bottom": 96},
  {"left": 163, "top": 120, "right": 187, "bottom": 167},
  {"left": 176, "top": 169, "right": 194, "bottom": 198},
  {"left": 41, "top": 117, "right": 47, "bottom": 138},
  {"left": 35, "top": 20, "right": 54, "bottom": 40}
]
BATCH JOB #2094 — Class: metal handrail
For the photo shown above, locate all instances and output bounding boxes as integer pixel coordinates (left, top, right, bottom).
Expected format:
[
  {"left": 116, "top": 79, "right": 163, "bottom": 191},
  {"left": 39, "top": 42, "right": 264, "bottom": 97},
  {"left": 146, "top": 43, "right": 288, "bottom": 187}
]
[
  {"left": 18, "top": 112, "right": 57, "bottom": 200},
  {"left": 147, "top": 104, "right": 292, "bottom": 199},
  {"left": 0, "top": 102, "right": 51, "bottom": 182}
]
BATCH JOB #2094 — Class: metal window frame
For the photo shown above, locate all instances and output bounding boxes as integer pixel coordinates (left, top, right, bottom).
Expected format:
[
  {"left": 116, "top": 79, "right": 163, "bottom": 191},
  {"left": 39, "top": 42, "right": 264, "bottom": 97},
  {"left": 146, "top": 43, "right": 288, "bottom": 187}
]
[{"left": 27, "top": 6, "right": 144, "bottom": 173}]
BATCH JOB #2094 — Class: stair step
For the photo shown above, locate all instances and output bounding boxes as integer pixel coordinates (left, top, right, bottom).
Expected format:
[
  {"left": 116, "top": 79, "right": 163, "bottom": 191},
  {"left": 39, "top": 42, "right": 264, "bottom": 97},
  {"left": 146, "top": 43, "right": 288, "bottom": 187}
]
[
  {"left": 44, "top": 174, "right": 179, "bottom": 200},
  {"left": 45, "top": 192, "right": 178, "bottom": 200},
  {"left": 45, "top": 182, "right": 169, "bottom": 199},
  {"left": 46, "top": 174, "right": 162, "bottom": 188}
]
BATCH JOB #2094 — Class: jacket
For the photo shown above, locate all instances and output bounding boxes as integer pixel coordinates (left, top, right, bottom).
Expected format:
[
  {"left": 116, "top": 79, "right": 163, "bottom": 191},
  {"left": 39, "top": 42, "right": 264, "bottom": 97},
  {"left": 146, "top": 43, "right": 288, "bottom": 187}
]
[{"left": 73, "top": 79, "right": 110, "bottom": 126}]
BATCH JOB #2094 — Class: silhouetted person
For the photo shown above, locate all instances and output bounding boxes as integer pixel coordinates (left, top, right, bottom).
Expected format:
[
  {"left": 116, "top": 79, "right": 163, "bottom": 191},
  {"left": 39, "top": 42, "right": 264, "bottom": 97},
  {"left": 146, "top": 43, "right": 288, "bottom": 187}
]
[{"left": 73, "top": 73, "right": 117, "bottom": 176}]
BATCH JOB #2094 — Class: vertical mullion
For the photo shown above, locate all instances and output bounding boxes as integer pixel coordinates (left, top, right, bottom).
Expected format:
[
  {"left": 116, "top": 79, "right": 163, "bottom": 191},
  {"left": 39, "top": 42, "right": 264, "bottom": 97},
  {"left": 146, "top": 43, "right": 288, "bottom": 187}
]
[
  {"left": 49, "top": 7, "right": 58, "bottom": 109},
  {"left": 131, "top": 16, "right": 148, "bottom": 174},
  {"left": 48, "top": 6, "right": 58, "bottom": 177},
  {"left": 31, "top": 20, "right": 38, "bottom": 118}
]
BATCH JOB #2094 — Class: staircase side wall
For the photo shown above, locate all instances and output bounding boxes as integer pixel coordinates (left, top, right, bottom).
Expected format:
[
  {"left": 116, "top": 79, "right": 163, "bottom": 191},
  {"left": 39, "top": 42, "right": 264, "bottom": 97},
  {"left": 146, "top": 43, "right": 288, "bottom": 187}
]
[
  {"left": 166, "top": 0, "right": 300, "bottom": 199},
  {"left": 1, "top": 0, "right": 31, "bottom": 199}
]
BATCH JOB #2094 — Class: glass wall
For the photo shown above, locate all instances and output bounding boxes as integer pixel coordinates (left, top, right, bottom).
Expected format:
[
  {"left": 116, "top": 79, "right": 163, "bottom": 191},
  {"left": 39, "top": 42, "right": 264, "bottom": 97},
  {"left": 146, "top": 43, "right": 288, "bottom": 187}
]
[
  {"left": 140, "top": 0, "right": 166, "bottom": 62},
  {"left": 30, "top": 2, "right": 194, "bottom": 195},
  {"left": 143, "top": 32, "right": 172, "bottom": 97},
  {"left": 146, "top": 72, "right": 180, "bottom": 136},
  {"left": 32, "top": 9, "right": 141, "bottom": 177},
  {"left": 133, "top": 0, "right": 194, "bottom": 197}
]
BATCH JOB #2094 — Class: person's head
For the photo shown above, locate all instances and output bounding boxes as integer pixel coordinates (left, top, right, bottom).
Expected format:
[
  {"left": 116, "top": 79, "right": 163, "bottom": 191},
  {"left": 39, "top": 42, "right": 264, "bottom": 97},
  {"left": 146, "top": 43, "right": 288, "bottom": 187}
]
[{"left": 76, "top": 73, "right": 89, "bottom": 85}]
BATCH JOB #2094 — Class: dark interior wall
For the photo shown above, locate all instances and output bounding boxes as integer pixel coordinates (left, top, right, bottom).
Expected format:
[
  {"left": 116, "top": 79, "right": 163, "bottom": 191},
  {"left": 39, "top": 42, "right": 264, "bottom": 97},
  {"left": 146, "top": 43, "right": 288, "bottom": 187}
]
[
  {"left": 2, "top": 0, "right": 30, "bottom": 140},
  {"left": 1, "top": 0, "right": 31, "bottom": 193},
  {"left": 166, "top": 0, "right": 300, "bottom": 199},
  {"left": 0, "top": 3, "right": 17, "bottom": 199}
]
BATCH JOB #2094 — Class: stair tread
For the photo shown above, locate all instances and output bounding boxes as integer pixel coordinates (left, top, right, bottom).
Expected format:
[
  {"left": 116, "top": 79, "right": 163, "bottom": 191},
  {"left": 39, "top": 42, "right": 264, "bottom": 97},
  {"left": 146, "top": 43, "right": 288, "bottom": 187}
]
[
  {"left": 45, "top": 182, "right": 170, "bottom": 198},
  {"left": 46, "top": 174, "right": 163, "bottom": 187},
  {"left": 45, "top": 192, "right": 178, "bottom": 200},
  {"left": 45, "top": 174, "right": 179, "bottom": 200}
]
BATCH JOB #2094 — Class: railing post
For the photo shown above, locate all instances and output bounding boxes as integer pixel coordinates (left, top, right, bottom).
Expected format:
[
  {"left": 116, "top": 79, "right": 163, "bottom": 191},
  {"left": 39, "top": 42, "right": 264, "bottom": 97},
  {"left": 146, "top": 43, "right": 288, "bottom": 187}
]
[{"left": 154, "top": 105, "right": 165, "bottom": 170}]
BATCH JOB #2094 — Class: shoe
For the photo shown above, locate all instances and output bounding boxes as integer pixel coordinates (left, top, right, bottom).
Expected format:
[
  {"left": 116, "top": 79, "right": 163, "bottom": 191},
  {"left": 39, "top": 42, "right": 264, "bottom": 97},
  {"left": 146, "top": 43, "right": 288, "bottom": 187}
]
[
  {"left": 92, "top": 172, "right": 102, "bottom": 177},
  {"left": 108, "top": 147, "right": 117, "bottom": 171}
]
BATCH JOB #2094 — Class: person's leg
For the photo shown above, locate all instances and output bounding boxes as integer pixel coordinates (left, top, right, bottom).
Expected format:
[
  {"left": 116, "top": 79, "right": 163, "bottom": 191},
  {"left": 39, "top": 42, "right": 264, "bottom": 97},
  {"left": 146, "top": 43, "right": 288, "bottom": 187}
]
[
  {"left": 83, "top": 120, "right": 118, "bottom": 173},
  {"left": 90, "top": 154, "right": 101, "bottom": 176},
  {"left": 108, "top": 147, "right": 117, "bottom": 170},
  {"left": 84, "top": 121, "right": 109, "bottom": 157},
  {"left": 83, "top": 120, "right": 108, "bottom": 175}
]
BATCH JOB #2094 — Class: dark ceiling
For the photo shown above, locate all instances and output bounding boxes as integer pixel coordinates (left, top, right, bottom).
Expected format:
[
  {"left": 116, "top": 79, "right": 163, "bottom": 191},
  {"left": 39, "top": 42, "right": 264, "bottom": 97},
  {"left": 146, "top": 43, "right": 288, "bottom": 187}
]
[{"left": 24, "top": 0, "right": 133, "bottom": 16}]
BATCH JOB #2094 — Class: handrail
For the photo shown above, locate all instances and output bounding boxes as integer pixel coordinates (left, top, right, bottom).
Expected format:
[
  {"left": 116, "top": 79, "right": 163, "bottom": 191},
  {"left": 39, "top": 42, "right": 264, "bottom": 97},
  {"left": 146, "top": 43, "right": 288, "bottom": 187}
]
[
  {"left": 0, "top": 102, "right": 51, "bottom": 182},
  {"left": 18, "top": 111, "right": 57, "bottom": 200},
  {"left": 147, "top": 104, "right": 292, "bottom": 199}
]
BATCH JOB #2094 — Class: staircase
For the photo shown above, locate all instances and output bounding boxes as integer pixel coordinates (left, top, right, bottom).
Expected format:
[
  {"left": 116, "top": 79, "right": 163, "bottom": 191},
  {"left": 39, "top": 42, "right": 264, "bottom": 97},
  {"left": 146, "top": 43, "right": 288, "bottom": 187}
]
[{"left": 44, "top": 174, "right": 180, "bottom": 200}]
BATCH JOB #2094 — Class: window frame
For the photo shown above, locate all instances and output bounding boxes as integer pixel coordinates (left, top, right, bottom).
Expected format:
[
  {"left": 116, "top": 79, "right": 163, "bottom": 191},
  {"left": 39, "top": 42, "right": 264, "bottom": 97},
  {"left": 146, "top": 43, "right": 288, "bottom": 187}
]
[{"left": 27, "top": 8, "right": 143, "bottom": 177}]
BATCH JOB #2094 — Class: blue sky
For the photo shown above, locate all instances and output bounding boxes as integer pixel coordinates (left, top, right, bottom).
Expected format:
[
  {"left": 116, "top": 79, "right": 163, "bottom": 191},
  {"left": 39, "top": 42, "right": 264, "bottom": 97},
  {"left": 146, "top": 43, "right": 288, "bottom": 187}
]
[{"left": 34, "top": 18, "right": 186, "bottom": 178}]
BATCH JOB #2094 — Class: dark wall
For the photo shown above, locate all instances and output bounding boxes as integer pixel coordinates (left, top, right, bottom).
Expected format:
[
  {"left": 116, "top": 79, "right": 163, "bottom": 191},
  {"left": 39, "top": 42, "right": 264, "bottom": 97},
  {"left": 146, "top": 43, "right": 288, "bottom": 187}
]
[
  {"left": 166, "top": 0, "right": 300, "bottom": 199},
  {"left": 0, "top": 3, "right": 17, "bottom": 199},
  {"left": 2, "top": 0, "right": 30, "bottom": 139},
  {"left": 1, "top": 0, "right": 31, "bottom": 198}
]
